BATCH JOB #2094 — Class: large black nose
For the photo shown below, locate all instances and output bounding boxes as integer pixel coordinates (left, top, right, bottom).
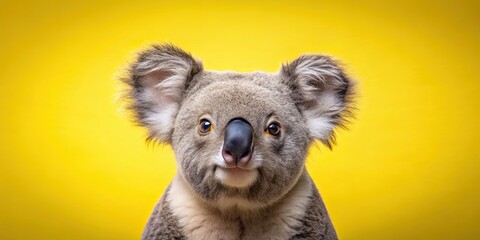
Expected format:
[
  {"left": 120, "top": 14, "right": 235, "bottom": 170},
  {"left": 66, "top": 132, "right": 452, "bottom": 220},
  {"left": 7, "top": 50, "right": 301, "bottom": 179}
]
[{"left": 222, "top": 119, "right": 253, "bottom": 167}]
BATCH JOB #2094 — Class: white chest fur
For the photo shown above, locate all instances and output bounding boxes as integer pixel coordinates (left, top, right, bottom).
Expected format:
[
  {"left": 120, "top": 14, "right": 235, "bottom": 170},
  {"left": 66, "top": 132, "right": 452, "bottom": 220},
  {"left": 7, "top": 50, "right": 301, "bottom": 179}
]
[{"left": 167, "top": 172, "right": 313, "bottom": 240}]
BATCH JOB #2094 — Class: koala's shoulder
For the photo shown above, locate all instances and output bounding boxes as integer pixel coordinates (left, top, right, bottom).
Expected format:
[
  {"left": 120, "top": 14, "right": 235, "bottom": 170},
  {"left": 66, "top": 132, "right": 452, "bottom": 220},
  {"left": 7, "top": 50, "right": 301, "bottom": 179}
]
[{"left": 142, "top": 186, "right": 186, "bottom": 240}]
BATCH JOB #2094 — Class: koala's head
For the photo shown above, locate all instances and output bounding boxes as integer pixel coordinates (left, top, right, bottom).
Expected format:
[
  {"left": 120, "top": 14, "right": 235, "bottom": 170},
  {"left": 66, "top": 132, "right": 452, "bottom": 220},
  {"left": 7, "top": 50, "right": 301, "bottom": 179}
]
[{"left": 122, "top": 44, "right": 354, "bottom": 208}]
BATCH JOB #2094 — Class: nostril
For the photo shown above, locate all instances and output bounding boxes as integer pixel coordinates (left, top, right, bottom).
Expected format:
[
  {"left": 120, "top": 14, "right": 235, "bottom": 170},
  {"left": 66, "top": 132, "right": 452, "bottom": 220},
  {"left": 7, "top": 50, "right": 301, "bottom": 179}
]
[
  {"left": 237, "top": 146, "right": 253, "bottom": 166},
  {"left": 240, "top": 148, "right": 251, "bottom": 159},
  {"left": 222, "top": 149, "right": 235, "bottom": 164}
]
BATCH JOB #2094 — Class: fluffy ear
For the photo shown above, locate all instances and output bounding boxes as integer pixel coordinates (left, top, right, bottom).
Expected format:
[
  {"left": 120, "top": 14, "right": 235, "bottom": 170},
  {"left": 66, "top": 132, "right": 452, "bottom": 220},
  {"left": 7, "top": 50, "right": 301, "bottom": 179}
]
[
  {"left": 122, "top": 44, "right": 203, "bottom": 143},
  {"left": 281, "top": 55, "right": 355, "bottom": 148}
]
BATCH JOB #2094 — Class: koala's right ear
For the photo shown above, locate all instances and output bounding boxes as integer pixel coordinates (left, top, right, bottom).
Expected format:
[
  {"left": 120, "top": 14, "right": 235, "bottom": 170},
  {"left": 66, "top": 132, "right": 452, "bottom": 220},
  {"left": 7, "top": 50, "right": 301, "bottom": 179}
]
[{"left": 121, "top": 44, "right": 203, "bottom": 143}]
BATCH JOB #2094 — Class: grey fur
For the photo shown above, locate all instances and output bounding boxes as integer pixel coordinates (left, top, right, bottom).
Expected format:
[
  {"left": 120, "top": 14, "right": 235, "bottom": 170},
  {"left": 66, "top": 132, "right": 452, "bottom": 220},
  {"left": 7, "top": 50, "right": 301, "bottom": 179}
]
[
  {"left": 143, "top": 176, "right": 337, "bottom": 239},
  {"left": 142, "top": 185, "right": 185, "bottom": 240},
  {"left": 121, "top": 44, "right": 355, "bottom": 240}
]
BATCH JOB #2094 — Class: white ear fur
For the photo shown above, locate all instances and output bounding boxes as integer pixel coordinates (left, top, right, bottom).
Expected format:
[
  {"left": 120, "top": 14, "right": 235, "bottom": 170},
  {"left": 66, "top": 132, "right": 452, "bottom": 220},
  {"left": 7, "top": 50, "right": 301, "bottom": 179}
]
[
  {"left": 281, "top": 55, "right": 354, "bottom": 147},
  {"left": 123, "top": 45, "right": 203, "bottom": 142}
]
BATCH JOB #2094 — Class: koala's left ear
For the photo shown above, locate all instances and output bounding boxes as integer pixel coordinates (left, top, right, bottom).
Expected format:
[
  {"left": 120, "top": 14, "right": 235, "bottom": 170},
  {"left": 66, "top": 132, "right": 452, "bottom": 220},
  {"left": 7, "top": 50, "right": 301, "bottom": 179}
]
[
  {"left": 122, "top": 44, "right": 203, "bottom": 143},
  {"left": 281, "top": 55, "right": 355, "bottom": 147}
]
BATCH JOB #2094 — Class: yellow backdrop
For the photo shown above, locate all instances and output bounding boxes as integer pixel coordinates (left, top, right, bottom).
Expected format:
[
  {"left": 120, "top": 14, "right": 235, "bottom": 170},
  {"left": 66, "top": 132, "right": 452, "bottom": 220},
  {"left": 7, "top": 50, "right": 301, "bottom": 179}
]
[{"left": 1, "top": 0, "right": 479, "bottom": 239}]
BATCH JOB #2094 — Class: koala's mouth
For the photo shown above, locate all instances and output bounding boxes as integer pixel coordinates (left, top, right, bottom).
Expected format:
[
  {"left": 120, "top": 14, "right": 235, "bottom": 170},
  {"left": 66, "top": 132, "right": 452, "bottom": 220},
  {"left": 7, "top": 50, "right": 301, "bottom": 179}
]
[{"left": 214, "top": 166, "right": 259, "bottom": 189}]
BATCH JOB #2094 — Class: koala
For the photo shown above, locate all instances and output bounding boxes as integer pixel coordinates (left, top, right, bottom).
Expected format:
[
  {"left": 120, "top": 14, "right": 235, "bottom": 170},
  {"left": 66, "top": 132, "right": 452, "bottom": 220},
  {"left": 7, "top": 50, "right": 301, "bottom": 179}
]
[{"left": 121, "top": 44, "right": 354, "bottom": 240}]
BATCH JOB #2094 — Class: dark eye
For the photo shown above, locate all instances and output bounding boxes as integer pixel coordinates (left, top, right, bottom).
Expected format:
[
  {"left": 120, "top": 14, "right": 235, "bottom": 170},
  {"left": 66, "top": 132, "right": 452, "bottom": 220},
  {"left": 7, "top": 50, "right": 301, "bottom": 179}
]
[
  {"left": 199, "top": 119, "right": 213, "bottom": 135},
  {"left": 266, "top": 122, "right": 281, "bottom": 136}
]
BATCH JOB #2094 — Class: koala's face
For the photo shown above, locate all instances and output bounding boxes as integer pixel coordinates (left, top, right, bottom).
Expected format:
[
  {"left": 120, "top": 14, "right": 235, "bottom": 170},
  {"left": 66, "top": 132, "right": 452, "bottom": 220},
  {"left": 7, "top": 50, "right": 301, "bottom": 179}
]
[
  {"left": 122, "top": 45, "right": 354, "bottom": 207},
  {"left": 171, "top": 73, "right": 310, "bottom": 204}
]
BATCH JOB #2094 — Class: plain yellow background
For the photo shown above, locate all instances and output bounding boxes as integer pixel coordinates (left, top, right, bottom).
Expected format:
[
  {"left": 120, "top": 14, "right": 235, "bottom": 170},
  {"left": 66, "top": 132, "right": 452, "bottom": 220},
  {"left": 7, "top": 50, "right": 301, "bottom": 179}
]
[{"left": 1, "top": 0, "right": 479, "bottom": 239}]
